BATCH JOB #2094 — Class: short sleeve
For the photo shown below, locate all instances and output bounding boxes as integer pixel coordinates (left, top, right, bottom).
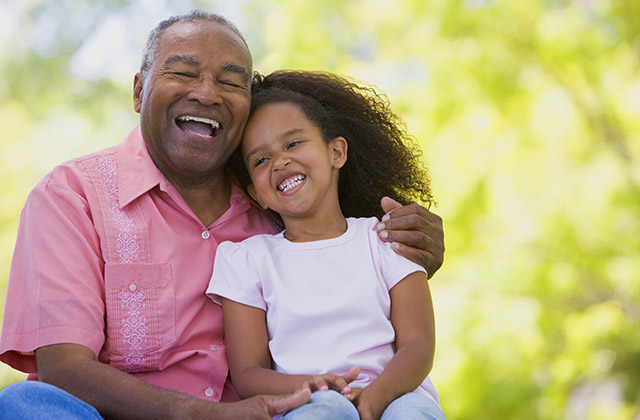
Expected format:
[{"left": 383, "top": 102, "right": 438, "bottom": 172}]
[
  {"left": 374, "top": 235, "right": 427, "bottom": 291},
  {"left": 0, "top": 172, "right": 106, "bottom": 372},
  {"left": 206, "top": 241, "right": 266, "bottom": 311}
]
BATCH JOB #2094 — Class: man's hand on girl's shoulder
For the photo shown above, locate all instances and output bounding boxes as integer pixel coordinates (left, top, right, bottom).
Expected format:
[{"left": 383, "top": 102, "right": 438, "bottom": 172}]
[{"left": 377, "top": 197, "right": 445, "bottom": 279}]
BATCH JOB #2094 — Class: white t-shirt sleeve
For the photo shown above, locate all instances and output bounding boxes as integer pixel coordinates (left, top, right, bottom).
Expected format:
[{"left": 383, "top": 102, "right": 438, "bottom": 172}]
[
  {"left": 374, "top": 233, "right": 427, "bottom": 291},
  {"left": 206, "top": 241, "right": 266, "bottom": 311}
]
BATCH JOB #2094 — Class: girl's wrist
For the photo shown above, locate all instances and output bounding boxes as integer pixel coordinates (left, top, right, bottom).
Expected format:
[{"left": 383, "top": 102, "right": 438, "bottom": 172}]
[
  {"left": 362, "top": 384, "right": 386, "bottom": 403},
  {"left": 359, "top": 387, "right": 388, "bottom": 420}
]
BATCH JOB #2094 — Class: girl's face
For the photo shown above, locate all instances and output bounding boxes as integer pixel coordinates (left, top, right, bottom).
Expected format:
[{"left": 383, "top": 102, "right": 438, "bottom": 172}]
[{"left": 241, "top": 101, "right": 347, "bottom": 220}]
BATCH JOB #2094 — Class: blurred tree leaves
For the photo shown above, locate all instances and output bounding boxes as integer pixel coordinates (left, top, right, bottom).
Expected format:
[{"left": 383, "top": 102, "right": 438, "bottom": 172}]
[{"left": 1, "top": 0, "right": 639, "bottom": 418}]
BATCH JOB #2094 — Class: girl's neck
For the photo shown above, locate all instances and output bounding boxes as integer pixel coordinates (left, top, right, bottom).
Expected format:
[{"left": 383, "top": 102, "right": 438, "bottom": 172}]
[{"left": 282, "top": 212, "right": 348, "bottom": 243}]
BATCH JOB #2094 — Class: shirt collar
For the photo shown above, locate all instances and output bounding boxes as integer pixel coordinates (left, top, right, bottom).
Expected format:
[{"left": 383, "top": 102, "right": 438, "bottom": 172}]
[
  {"left": 117, "top": 125, "right": 165, "bottom": 208},
  {"left": 116, "top": 125, "right": 259, "bottom": 217}
]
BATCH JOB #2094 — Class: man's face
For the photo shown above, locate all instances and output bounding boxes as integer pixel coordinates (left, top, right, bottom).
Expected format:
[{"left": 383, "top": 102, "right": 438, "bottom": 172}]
[{"left": 133, "top": 20, "right": 252, "bottom": 186}]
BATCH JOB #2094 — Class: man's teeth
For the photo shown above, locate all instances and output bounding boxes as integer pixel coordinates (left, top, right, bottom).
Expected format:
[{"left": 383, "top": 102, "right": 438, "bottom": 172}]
[
  {"left": 177, "top": 115, "right": 220, "bottom": 129},
  {"left": 278, "top": 175, "right": 305, "bottom": 192}
]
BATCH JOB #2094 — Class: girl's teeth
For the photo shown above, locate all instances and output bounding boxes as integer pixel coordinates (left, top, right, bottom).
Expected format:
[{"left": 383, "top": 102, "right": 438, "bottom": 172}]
[{"left": 279, "top": 175, "right": 305, "bottom": 192}]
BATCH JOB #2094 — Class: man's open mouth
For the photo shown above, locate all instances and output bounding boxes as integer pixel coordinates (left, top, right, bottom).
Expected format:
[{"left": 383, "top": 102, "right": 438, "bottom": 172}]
[{"left": 176, "top": 115, "right": 222, "bottom": 138}]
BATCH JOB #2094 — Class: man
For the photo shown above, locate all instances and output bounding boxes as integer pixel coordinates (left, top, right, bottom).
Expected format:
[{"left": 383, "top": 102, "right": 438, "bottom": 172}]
[{"left": 0, "top": 10, "right": 444, "bottom": 419}]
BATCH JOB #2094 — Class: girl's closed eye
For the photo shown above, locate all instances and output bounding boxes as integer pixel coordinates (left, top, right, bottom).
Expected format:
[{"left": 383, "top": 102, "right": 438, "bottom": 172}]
[
  {"left": 253, "top": 156, "right": 269, "bottom": 167},
  {"left": 286, "top": 140, "right": 303, "bottom": 149}
]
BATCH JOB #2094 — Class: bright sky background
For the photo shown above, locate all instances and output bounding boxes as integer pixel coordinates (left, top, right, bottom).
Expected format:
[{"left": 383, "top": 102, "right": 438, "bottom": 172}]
[{"left": 0, "top": 1, "right": 251, "bottom": 84}]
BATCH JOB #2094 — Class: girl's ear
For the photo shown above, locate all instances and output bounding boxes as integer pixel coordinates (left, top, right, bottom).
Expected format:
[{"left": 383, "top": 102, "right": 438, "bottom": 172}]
[
  {"left": 247, "top": 184, "right": 269, "bottom": 209},
  {"left": 330, "top": 136, "right": 348, "bottom": 169}
]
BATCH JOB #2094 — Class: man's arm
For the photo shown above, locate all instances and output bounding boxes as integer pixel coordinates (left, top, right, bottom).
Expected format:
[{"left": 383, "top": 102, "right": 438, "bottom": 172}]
[
  {"left": 35, "top": 343, "right": 309, "bottom": 420},
  {"left": 377, "top": 197, "right": 445, "bottom": 279}
]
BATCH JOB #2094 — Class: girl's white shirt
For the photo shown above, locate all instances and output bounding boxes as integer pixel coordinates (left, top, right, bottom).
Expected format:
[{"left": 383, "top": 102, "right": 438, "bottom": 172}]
[{"left": 207, "top": 217, "right": 439, "bottom": 403}]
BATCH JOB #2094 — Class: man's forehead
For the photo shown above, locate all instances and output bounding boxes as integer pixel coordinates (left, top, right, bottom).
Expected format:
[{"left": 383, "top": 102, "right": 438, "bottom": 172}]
[
  {"left": 161, "top": 19, "right": 208, "bottom": 39},
  {"left": 159, "top": 20, "right": 243, "bottom": 48},
  {"left": 156, "top": 20, "right": 251, "bottom": 65}
]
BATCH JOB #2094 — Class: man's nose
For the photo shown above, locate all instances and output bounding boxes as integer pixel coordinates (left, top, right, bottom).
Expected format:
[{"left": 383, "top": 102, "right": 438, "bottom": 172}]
[{"left": 188, "top": 77, "right": 221, "bottom": 106}]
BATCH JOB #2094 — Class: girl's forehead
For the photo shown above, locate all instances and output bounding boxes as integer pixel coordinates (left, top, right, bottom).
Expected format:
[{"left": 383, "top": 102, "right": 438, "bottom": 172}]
[
  {"left": 252, "top": 101, "right": 306, "bottom": 119},
  {"left": 242, "top": 103, "right": 320, "bottom": 150},
  {"left": 247, "top": 102, "right": 311, "bottom": 132}
]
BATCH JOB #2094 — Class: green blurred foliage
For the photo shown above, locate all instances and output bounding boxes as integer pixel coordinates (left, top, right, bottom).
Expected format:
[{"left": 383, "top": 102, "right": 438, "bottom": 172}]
[{"left": 1, "top": 0, "right": 639, "bottom": 418}]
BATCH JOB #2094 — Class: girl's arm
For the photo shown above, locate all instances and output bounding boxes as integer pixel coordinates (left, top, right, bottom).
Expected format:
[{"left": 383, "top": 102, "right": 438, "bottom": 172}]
[
  {"left": 221, "top": 298, "right": 359, "bottom": 399},
  {"left": 354, "top": 271, "right": 436, "bottom": 420}
]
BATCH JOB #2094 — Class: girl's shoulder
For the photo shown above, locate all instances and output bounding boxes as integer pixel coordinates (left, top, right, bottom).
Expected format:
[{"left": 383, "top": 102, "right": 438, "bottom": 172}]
[{"left": 347, "top": 216, "right": 384, "bottom": 244}]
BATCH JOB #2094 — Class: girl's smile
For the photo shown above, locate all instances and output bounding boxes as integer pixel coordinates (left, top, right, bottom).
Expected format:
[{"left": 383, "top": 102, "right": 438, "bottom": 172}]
[{"left": 277, "top": 174, "right": 306, "bottom": 194}]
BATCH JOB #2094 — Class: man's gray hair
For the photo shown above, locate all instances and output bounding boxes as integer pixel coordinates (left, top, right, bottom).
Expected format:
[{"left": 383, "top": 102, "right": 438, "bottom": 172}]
[{"left": 140, "top": 10, "right": 248, "bottom": 80}]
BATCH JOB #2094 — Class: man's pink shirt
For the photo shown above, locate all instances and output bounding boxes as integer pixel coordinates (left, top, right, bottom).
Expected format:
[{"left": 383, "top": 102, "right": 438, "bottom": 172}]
[{"left": 0, "top": 126, "right": 277, "bottom": 401}]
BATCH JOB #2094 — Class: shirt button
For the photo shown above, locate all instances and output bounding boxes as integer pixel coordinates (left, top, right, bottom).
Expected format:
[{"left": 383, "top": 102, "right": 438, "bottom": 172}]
[
  {"left": 202, "top": 230, "right": 211, "bottom": 239},
  {"left": 209, "top": 345, "right": 217, "bottom": 351},
  {"left": 205, "top": 387, "right": 214, "bottom": 397},
  {"left": 129, "top": 284, "right": 137, "bottom": 291}
]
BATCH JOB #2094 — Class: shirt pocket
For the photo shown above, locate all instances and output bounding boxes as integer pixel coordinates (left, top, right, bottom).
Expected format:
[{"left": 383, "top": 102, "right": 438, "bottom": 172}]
[{"left": 103, "top": 263, "right": 176, "bottom": 373}]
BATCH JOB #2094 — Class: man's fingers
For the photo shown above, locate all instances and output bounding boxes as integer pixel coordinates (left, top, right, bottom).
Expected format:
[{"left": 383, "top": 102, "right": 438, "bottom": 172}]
[
  {"left": 376, "top": 205, "right": 445, "bottom": 279},
  {"left": 388, "top": 237, "right": 442, "bottom": 279},
  {"left": 380, "top": 207, "right": 437, "bottom": 230},
  {"left": 266, "top": 388, "right": 311, "bottom": 416},
  {"left": 384, "top": 226, "right": 444, "bottom": 255},
  {"left": 381, "top": 198, "right": 431, "bottom": 221},
  {"left": 380, "top": 196, "right": 402, "bottom": 214},
  {"left": 388, "top": 240, "right": 431, "bottom": 264}
]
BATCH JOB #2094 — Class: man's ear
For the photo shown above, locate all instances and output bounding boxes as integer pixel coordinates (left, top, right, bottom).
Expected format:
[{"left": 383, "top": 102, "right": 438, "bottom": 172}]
[
  {"left": 247, "top": 184, "right": 268, "bottom": 209},
  {"left": 133, "top": 73, "right": 143, "bottom": 114},
  {"left": 330, "top": 136, "right": 348, "bottom": 169}
]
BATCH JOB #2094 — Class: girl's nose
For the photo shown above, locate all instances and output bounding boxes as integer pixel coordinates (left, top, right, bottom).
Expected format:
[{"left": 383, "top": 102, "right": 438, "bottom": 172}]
[{"left": 272, "top": 154, "right": 291, "bottom": 170}]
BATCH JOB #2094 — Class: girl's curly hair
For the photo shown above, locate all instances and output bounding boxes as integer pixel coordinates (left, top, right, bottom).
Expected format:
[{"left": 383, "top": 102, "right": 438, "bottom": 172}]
[{"left": 228, "top": 70, "right": 434, "bottom": 223}]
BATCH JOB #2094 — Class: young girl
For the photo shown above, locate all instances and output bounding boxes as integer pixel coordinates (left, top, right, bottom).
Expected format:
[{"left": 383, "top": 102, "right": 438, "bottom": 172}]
[{"left": 207, "top": 70, "right": 445, "bottom": 420}]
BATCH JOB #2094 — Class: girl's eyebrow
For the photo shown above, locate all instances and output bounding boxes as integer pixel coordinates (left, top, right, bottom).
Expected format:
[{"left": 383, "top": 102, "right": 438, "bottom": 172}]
[
  {"left": 244, "top": 128, "right": 304, "bottom": 161},
  {"left": 244, "top": 146, "right": 262, "bottom": 162}
]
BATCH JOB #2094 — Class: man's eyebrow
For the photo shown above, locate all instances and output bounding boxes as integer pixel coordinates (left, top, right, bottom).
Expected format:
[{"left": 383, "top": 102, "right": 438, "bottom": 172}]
[
  {"left": 163, "top": 55, "right": 200, "bottom": 67},
  {"left": 222, "top": 63, "right": 251, "bottom": 82}
]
